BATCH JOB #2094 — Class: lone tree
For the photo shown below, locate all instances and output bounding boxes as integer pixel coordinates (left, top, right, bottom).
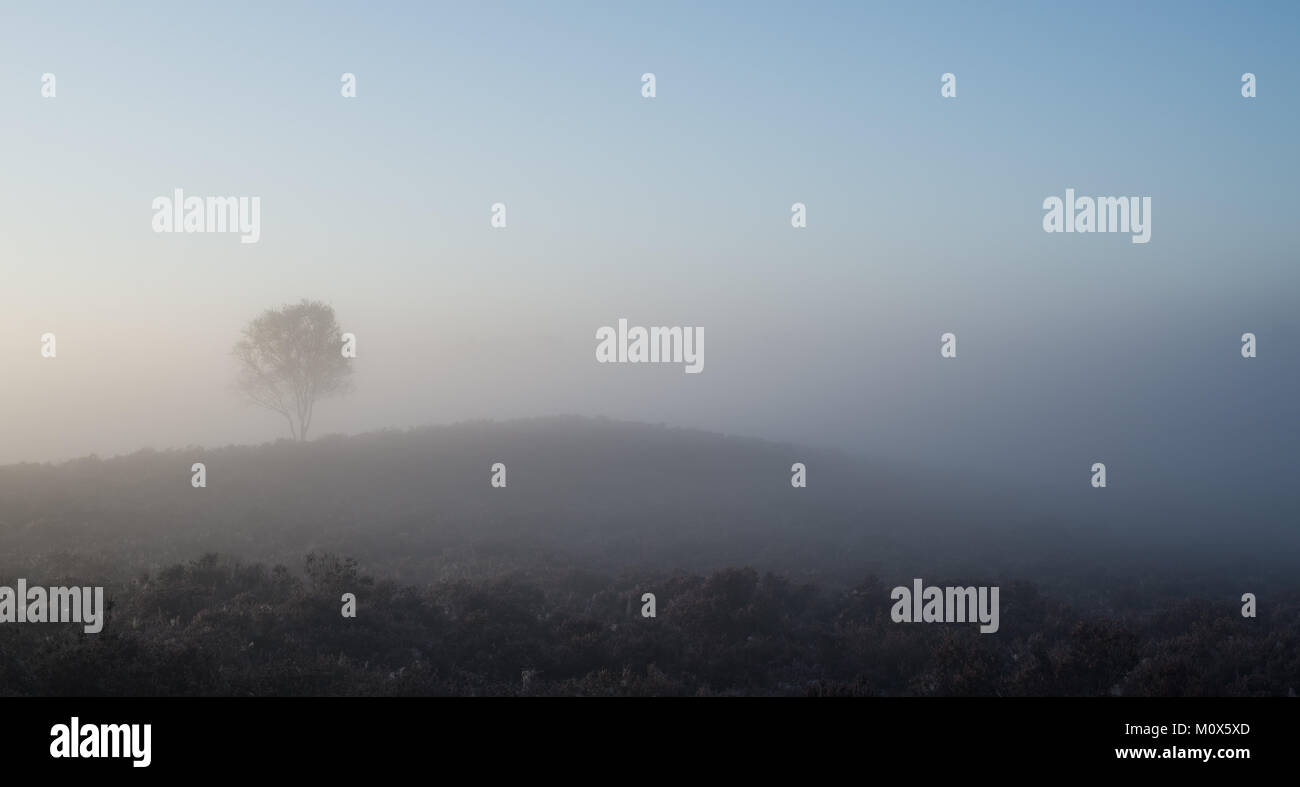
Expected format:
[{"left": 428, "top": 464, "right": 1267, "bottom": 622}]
[{"left": 234, "top": 299, "right": 353, "bottom": 441}]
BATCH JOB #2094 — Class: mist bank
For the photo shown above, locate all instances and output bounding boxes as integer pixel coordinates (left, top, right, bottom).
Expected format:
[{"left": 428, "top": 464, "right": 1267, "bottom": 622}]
[{"left": 0, "top": 417, "right": 1294, "bottom": 586}]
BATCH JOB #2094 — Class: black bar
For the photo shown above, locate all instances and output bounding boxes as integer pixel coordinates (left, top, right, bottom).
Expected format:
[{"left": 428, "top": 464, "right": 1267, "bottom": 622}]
[{"left": 5, "top": 697, "right": 1285, "bottom": 775}]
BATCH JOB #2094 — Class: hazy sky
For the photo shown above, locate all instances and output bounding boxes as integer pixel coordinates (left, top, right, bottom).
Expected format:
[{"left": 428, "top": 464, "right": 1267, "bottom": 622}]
[{"left": 0, "top": 1, "right": 1295, "bottom": 526}]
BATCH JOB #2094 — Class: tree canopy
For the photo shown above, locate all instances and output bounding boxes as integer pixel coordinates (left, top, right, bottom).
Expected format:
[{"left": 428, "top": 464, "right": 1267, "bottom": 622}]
[{"left": 234, "top": 300, "right": 353, "bottom": 440}]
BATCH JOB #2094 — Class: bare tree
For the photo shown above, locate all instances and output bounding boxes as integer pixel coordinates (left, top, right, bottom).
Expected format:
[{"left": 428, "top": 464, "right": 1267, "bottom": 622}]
[{"left": 234, "top": 300, "right": 353, "bottom": 441}]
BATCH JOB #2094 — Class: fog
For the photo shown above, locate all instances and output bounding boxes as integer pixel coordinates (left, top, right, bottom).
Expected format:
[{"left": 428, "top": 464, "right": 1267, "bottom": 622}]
[
  {"left": 0, "top": 0, "right": 1296, "bottom": 548},
  {"left": 1, "top": 1, "right": 1298, "bottom": 702}
]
